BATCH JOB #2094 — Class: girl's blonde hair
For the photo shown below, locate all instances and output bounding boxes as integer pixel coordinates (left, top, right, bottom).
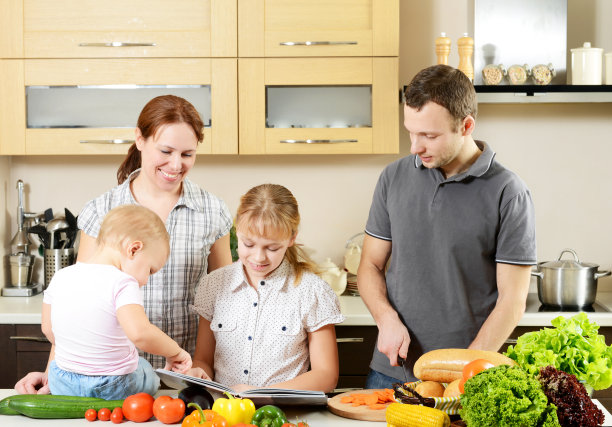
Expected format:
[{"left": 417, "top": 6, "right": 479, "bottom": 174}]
[
  {"left": 235, "top": 184, "right": 317, "bottom": 285},
  {"left": 97, "top": 205, "right": 170, "bottom": 255}
]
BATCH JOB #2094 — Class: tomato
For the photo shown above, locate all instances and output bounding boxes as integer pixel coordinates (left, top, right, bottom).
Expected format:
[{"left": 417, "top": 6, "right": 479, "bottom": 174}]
[
  {"left": 98, "top": 408, "right": 111, "bottom": 421},
  {"left": 462, "top": 359, "right": 495, "bottom": 381},
  {"left": 297, "top": 423, "right": 309, "bottom": 427},
  {"left": 85, "top": 408, "right": 97, "bottom": 421},
  {"left": 282, "top": 424, "right": 296, "bottom": 427},
  {"left": 122, "top": 392, "right": 155, "bottom": 423},
  {"left": 458, "top": 376, "right": 467, "bottom": 394},
  {"left": 111, "top": 407, "right": 124, "bottom": 424},
  {"left": 153, "top": 395, "right": 186, "bottom": 424}
]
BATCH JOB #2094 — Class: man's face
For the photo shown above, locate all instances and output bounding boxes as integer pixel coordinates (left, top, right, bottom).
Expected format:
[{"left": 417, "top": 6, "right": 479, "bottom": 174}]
[{"left": 404, "top": 102, "right": 467, "bottom": 173}]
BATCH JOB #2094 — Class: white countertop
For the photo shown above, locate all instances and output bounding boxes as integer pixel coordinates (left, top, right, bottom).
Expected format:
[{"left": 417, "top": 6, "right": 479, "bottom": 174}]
[
  {"left": 2, "top": 292, "right": 612, "bottom": 328},
  {"left": 0, "top": 389, "right": 610, "bottom": 426},
  {"left": 0, "top": 389, "right": 385, "bottom": 426}
]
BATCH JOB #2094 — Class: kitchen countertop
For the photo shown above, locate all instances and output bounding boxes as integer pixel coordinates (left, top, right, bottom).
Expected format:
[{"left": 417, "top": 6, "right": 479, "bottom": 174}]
[
  {"left": 0, "top": 389, "right": 386, "bottom": 426},
  {"left": 2, "top": 292, "right": 612, "bottom": 327},
  {"left": 0, "top": 389, "right": 610, "bottom": 426}
]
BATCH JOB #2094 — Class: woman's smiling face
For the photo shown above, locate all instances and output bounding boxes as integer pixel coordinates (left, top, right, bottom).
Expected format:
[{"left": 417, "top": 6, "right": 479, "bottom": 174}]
[{"left": 135, "top": 122, "right": 198, "bottom": 193}]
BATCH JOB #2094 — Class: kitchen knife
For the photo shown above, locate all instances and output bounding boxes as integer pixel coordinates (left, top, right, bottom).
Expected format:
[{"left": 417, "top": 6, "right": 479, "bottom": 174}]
[{"left": 397, "top": 356, "right": 409, "bottom": 384}]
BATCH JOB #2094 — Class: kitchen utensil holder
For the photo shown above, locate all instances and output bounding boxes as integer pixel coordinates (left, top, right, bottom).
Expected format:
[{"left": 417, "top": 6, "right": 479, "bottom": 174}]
[{"left": 44, "top": 248, "right": 75, "bottom": 288}]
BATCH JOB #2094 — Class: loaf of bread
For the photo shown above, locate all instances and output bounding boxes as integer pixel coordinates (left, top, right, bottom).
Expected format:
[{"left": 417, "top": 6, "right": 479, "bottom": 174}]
[
  {"left": 413, "top": 348, "right": 516, "bottom": 383},
  {"left": 414, "top": 381, "right": 445, "bottom": 398}
]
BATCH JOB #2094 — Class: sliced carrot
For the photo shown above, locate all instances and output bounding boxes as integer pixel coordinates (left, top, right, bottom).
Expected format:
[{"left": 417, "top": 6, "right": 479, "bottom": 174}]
[{"left": 368, "top": 403, "right": 389, "bottom": 410}]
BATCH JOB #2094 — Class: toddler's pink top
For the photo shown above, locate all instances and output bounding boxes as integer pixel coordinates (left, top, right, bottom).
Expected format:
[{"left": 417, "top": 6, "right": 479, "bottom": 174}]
[{"left": 43, "top": 262, "right": 142, "bottom": 375}]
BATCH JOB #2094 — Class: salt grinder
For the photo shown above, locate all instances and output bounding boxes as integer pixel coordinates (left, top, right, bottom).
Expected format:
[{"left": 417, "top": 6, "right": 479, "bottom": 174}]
[
  {"left": 435, "top": 32, "right": 451, "bottom": 65},
  {"left": 457, "top": 33, "right": 474, "bottom": 81}
]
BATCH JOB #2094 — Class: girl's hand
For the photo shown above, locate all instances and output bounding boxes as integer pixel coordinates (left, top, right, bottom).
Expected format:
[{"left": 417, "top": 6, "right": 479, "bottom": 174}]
[
  {"left": 186, "top": 367, "right": 212, "bottom": 380},
  {"left": 230, "top": 384, "right": 255, "bottom": 393},
  {"left": 165, "top": 349, "right": 193, "bottom": 374}
]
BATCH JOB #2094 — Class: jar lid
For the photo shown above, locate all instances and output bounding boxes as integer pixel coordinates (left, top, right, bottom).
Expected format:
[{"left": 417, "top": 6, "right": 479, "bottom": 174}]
[{"left": 571, "top": 42, "right": 604, "bottom": 53}]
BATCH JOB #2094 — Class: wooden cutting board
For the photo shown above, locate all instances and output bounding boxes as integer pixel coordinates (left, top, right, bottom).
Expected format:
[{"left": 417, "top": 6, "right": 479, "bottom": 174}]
[{"left": 327, "top": 389, "right": 391, "bottom": 422}]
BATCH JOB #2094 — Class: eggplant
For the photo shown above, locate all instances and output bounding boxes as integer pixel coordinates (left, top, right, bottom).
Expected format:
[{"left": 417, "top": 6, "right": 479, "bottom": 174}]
[{"left": 178, "top": 385, "right": 214, "bottom": 411}]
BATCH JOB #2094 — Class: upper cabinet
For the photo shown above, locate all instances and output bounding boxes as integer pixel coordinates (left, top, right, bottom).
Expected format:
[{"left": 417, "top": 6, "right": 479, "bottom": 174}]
[
  {"left": 0, "top": 0, "right": 399, "bottom": 155},
  {"left": 1, "top": 0, "right": 237, "bottom": 58},
  {"left": 0, "top": 58, "right": 237, "bottom": 155},
  {"left": 238, "top": 0, "right": 399, "bottom": 57}
]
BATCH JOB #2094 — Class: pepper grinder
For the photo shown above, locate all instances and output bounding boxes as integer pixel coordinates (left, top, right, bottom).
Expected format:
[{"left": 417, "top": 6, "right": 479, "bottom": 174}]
[
  {"left": 457, "top": 33, "right": 474, "bottom": 81},
  {"left": 435, "top": 32, "right": 451, "bottom": 65}
]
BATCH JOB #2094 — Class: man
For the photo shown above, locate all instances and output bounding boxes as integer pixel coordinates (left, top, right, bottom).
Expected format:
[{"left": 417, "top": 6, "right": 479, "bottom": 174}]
[{"left": 358, "top": 64, "right": 536, "bottom": 389}]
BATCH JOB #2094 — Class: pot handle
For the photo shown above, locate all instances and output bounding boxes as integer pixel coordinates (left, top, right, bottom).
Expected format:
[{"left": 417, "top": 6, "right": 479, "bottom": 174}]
[
  {"left": 531, "top": 270, "right": 543, "bottom": 278},
  {"left": 595, "top": 270, "right": 611, "bottom": 279},
  {"left": 558, "top": 248, "right": 580, "bottom": 262}
]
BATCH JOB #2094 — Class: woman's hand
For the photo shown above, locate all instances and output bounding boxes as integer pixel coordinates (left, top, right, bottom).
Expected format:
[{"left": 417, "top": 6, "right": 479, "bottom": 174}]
[{"left": 15, "top": 372, "right": 49, "bottom": 394}]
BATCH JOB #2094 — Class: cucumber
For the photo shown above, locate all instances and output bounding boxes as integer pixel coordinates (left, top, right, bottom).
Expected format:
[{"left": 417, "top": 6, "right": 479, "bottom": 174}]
[
  {"left": 0, "top": 394, "right": 105, "bottom": 415},
  {"left": 7, "top": 395, "right": 124, "bottom": 419}
]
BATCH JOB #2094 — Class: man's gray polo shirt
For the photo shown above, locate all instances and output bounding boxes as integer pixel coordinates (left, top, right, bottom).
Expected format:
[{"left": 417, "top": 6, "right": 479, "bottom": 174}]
[{"left": 364, "top": 141, "right": 536, "bottom": 381}]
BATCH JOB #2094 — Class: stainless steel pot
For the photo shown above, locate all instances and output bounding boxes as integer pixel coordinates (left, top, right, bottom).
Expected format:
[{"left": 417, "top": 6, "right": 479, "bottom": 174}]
[
  {"left": 531, "top": 249, "right": 610, "bottom": 307},
  {"left": 532, "top": 248, "right": 611, "bottom": 307}
]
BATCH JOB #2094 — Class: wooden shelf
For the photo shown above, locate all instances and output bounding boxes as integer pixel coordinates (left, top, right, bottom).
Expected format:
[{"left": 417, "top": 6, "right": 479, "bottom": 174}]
[{"left": 475, "top": 85, "right": 612, "bottom": 103}]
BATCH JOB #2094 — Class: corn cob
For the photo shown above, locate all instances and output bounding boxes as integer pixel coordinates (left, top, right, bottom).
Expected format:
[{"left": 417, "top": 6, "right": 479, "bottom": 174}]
[{"left": 385, "top": 402, "right": 450, "bottom": 427}]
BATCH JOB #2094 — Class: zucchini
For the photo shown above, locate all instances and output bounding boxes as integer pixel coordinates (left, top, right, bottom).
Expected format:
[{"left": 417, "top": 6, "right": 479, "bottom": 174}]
[{"left": 7, "top": 395, "right": 123, "bottom": 419}]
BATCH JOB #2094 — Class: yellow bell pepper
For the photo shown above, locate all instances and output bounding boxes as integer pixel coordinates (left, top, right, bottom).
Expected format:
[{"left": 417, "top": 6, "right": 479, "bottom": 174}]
[{"left": 211, "top": 392, "right": 256, "bottom": 426}]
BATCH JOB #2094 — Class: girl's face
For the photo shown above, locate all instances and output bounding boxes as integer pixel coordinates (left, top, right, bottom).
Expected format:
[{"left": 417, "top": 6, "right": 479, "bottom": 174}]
[
  {"left": 135, "top": 122, "right": 198, "bottom": 193},
  {"left": 120, "top": 240, "right": 169, "bottom": 287},
  {"left": 237, "top": 231, "right": 296, "bottom": 286}
]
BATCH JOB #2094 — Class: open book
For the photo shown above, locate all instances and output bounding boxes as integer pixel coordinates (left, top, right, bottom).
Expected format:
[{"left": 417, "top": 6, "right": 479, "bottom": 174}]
[{"left": 156, "top": 369, "right": 328, "bottom": 406}]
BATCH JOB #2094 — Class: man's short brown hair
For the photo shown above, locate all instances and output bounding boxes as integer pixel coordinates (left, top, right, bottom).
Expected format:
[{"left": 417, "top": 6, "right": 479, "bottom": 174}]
[{"left": 404, "top": 64, "right": 477, "bottom": 131}]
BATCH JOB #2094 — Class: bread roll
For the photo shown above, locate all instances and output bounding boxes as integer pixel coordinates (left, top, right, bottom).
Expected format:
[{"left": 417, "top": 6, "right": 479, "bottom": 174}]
[
  {"left": 443, "top": 379, "right": 461, "bottom": 398},
  {"left": 415, "top": 381, "right": 445, "bottom": 398},
  {"left": 413, "top": 348, "right": 516, "bottom": 383}
]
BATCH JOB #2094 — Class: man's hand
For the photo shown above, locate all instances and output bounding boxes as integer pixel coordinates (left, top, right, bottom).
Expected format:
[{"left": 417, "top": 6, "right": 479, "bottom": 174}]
[{"left": 377, "top": 312, "right": 411, "bottom": 366}]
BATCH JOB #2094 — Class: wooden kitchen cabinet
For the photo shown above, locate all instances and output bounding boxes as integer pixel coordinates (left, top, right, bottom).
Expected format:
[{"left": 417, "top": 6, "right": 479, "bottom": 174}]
[
  {"left": 238, "top": 0, "right": 398, "bottom": 57},
  {"left": 239, "top": 57, "right": 399, "bottom": 155},
  {"left": 1, "top": 0, "right": 236, "bottom": 59},
  {"left": 335, "top": 325, "right": 377, "bottom": 391},
  {"left": 0, "top": 58, "right": 237, "bottom": 155},
  {"left": 0, "top": 324, "right": 50, "bottom": 389}
]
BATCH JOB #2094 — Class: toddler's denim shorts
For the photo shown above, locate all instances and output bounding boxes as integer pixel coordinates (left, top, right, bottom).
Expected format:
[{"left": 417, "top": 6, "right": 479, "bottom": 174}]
[{"left": 48, "top": 357, "right": 160, "bottom": 399}]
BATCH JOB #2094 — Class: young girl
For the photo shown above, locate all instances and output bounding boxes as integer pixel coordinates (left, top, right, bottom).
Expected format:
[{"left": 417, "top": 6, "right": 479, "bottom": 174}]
[
  {"left": 42, "top": 205, "right": 192, "bottom": 399},
  {"left": 191, "top": 184, "right": 344, "bottom": 392}
]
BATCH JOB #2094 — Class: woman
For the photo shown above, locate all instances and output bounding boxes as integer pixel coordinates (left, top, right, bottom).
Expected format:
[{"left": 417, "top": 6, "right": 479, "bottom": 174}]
[{"left": 15, "top": 95, "right": 232, "bottom": 394}]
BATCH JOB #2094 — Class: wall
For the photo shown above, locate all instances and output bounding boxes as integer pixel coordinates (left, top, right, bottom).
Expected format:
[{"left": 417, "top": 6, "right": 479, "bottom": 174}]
[{"left": 2, "top": 0, "right": 612, "bottom": 291}]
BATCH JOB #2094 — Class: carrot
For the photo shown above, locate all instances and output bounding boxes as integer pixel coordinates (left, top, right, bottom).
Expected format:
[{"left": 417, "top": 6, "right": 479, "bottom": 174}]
[{"left": 341, "top": 389, "right": 396, "bottom": 410}]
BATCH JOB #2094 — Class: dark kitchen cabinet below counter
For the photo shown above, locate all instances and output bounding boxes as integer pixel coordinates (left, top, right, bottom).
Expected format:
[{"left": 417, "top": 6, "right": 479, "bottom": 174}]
[
  {"left": 335, "top": 325, "right": 377, "bottom": 392},
  {"left": 0, "top": 324, "right": 50, "bottom": 389}
]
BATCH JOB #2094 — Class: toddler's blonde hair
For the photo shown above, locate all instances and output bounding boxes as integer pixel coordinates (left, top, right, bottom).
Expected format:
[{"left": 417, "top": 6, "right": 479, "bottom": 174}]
[
  {"left": 236, "top": 184, "right": 317, "bottom": 285},
  {"left": 97, "top": 205, "right": 169, "bottom": 255}
]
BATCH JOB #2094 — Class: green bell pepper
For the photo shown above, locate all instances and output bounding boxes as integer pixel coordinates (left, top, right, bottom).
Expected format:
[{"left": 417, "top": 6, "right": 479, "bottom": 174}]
[{"left": 251, "top": 405, "right": 288, "bottom": 427}]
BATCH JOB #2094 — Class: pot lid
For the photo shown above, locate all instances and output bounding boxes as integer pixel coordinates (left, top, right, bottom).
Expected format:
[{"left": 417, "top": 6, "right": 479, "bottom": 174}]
[{"left": 540, "top": 248, "right": 599, "bottom": 269}]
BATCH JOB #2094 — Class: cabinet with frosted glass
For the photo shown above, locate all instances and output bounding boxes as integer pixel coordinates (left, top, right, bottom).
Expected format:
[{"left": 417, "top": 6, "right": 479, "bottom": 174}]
[
  {"left": 0, "top": 58, "right": 237, "bottom": 155},
  {"left": 238, "top": 57, "right": 399, "bottom": 155}
]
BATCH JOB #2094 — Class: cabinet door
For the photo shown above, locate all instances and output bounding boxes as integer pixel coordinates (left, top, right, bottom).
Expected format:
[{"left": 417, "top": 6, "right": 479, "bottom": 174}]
[
  {"left": 22, "top": 0, "right": 236, "bottom": 58},
  {"left": 239, "top": 0, "right": 398, "bottom": 57},
  {"left": 0, "top": 58, "right": 237, "bottom": 155},
  {"left": 239, "top": 57, "right": 398, "bottom": 155}
]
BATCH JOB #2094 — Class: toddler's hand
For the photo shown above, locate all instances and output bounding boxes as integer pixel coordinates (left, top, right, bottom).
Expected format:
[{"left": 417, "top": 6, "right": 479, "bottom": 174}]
[{"left": 164, "top": 349, "right": 192, "bottom": 374}]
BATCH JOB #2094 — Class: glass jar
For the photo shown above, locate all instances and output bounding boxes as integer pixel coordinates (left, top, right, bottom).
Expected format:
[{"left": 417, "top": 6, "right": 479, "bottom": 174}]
[
  {"left": 482, "top": 64, "right": 506, "bottom": 85},
  {"left": 531, "top": 63, "right": 555, "bottom": 85},
  {"left": 507, "top": 64, "right": 530, "bottom": 85}
]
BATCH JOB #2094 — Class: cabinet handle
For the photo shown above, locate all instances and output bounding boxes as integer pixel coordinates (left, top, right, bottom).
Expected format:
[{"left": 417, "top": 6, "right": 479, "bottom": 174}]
[
  {"left": 280, "top": 41, "right": 357, "bottom": 46},
  {"left": 78, "top": 42, "right": 156, "bottom": 47},
  {"left": 10, "top": 336, "right": 50, "bottom": 343},
  {"left": 281, "top": 139, "right": 358, "bottom": 144},
  {"left": 336, "top": 337, "right": 364, "bottom": 343},
  {"left": 505, "top": 339, "right": 518, "bottom": 344},
  {"left": 80, "top": 139, "right": 135, "bottom": 145}
]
